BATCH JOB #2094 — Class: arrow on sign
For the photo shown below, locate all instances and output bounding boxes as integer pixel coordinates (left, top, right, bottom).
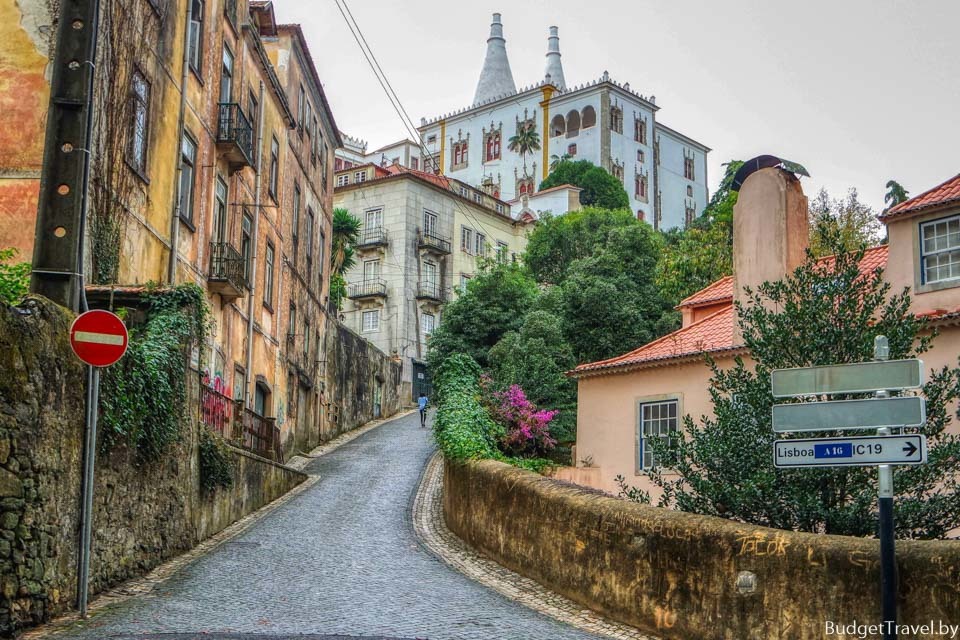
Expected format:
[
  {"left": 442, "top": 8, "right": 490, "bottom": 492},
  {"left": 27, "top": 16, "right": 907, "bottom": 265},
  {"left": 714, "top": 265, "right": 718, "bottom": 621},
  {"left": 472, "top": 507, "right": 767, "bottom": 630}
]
[{"left": 903, "top": 441, "right": 918, "bottom": 457}]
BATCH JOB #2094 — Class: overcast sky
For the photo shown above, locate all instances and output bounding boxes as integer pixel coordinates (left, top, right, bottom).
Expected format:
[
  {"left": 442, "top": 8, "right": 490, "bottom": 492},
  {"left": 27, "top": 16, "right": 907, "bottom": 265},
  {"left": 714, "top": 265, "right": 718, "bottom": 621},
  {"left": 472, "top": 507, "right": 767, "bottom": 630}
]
[{"left": 278, "top": 0, "right": 959, "bottom": 212}]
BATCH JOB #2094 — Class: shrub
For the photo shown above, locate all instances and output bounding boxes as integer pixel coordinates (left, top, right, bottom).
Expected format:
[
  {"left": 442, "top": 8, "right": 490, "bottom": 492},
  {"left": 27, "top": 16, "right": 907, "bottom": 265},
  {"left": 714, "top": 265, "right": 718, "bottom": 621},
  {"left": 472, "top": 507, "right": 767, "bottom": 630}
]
[
  {"left": 432, "top": 354, "right": 554, "bottom": 474},
  {"left": 199, "top": 427, "right": 233, "bottom": 492}
]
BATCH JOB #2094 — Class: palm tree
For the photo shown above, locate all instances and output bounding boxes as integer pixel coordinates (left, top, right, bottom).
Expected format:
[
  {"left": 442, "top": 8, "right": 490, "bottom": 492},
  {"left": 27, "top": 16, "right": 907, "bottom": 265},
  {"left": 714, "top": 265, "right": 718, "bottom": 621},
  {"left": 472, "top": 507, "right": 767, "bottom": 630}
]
[
  {"left": 331, "top": 207, "right": 360, "bottom": 276},
  {"left": 884, "top": 180, "right": 909, "bottom": 211},
  {"left": 507, "top": 120, "right": 541, "bottom": 175},
  {"left": 549, "top": 153, "right": 572, "bottom": 173}
]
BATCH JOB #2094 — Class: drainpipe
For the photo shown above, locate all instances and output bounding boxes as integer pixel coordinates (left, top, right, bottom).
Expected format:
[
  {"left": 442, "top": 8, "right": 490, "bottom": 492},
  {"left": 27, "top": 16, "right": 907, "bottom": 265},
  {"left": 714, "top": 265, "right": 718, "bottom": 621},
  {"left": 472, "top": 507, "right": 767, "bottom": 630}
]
[
  {"left": 167, "top": 0, "right": 194, "bottom": 284},
  {"left": 244, "top": 79, "right": 266, "bottom": 407}
]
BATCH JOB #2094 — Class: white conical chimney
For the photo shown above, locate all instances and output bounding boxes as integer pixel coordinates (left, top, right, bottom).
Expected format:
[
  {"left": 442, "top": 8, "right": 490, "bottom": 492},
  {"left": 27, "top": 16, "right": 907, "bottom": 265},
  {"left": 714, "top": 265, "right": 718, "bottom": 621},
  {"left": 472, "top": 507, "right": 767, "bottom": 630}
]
[
  {"left": 473, "top": 13, "right": 517, "bottom": 105},
  {"left": 544, "top": 26, "right": 566, "bottom": 90}
]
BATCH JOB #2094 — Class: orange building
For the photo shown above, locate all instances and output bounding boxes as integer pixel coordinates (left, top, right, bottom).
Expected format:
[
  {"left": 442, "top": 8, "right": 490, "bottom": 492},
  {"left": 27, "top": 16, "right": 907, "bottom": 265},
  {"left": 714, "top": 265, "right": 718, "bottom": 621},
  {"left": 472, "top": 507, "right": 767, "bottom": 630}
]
[{"left": 565, "top": 165, "right": 960, "bottom": 497}]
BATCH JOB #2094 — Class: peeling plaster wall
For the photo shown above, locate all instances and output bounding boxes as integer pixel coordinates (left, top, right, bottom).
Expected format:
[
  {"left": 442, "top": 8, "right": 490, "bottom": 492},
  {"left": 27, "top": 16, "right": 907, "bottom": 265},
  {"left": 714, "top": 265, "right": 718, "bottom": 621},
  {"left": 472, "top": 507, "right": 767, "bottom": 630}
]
[{"left": 0, "top": 0, "right": 55, "bottom": 258}]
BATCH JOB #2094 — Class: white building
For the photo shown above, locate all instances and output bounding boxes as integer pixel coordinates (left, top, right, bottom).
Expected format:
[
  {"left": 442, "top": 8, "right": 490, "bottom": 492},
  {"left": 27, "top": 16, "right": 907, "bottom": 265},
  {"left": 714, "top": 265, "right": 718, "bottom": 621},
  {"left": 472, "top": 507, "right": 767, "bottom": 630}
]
[
  {"left": 417, "top": 13, "right": 711, "bottom": 230},
  {"left": 333, "top": 163, "right": 532, "bottom": 400},
  {"left": 335, "top": 134, "right": 424, "bottom": 173}
]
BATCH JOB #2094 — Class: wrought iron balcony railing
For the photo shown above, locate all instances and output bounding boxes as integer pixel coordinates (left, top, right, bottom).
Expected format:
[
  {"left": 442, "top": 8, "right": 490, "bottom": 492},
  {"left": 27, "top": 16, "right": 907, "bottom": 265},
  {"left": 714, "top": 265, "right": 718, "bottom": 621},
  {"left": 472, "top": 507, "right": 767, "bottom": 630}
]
[
  {"left": 240, "top": 408, "right": 283, "bottom": 463},
  {"left": 416, "top": 281, "right": 445, "bottom": 303},
  {"left": 347, "top": 279, "right": 387, "bottom": 299},
  {"left": 356, "top": 226, "right": 388, "bottom": 249},
  {"left": 216, "top": 102, "right": 255, "bottom": 169},
  {"left": 208, "top": 241, "right": 248, "bottom": 300},
  {"left": 417, "top": 229, "right": 452, "bottom": 254}
]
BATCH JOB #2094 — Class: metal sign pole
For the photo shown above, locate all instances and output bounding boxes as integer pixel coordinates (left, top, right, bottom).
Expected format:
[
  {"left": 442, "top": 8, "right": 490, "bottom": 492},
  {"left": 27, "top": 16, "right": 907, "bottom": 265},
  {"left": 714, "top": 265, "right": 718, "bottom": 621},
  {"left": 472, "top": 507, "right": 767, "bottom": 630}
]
[
  {"left": 77, "top": 366, "right": 100, "bottom": 617},
  {"left": 874, "top": 337, "right": 897, "bottom": 640}
]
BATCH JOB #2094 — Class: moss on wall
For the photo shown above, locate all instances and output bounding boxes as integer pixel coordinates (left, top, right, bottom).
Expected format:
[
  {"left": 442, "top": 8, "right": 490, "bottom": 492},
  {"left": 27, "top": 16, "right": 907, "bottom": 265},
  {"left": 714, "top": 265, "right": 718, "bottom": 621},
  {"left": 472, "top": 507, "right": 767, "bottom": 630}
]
[
  {"left": 444, "top": 458, "right": 960, "bottom": 640},
  {"left": 0, "top": 297, "right": 305, "bottom": 635}
]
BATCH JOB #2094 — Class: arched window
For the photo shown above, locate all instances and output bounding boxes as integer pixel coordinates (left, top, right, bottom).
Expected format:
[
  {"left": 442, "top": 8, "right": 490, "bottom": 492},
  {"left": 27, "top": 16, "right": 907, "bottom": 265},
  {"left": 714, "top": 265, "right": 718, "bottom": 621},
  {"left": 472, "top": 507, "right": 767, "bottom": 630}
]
[
  {"left": 550, "top": 114, "right": 565, "bottom": 137},
  {"left": 581, "top": 105, "right": 597, "bottom": 128},
  {"left": 565, "top": 109, "right": 580, "bottom": 137}
]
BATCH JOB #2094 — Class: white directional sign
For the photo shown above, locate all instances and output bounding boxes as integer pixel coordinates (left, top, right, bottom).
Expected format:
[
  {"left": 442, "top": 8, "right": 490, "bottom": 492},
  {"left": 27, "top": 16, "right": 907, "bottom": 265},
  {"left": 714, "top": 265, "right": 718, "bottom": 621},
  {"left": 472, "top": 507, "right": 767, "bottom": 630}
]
[
  {"left": 771, "top": 359, "right": 923, "bottom": 398},
  {"left": 772, "top": 396, "right": 926, "bottom": 433},
  {"left": 773, "top": 435, "right": 927, "bottom": 469}
]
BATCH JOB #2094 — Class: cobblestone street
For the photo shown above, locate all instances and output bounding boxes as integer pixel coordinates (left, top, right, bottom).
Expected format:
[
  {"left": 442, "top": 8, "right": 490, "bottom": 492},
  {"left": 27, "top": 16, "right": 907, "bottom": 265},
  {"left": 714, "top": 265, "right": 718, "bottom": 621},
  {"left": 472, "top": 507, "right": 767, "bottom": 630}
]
[{"left": 46, "top": 412, "right": 609, "bottom": 640}]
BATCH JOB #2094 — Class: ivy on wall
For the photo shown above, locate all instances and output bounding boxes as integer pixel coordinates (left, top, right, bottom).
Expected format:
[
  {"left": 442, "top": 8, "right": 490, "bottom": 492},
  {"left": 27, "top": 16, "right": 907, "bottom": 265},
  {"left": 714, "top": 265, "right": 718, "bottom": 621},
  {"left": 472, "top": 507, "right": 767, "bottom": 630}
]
[
  {"left": 99, "top": 284, "right": 210, "bottom": 461},
  {"left": 198, "top": 427, "right": 233, "bottom": 492}
]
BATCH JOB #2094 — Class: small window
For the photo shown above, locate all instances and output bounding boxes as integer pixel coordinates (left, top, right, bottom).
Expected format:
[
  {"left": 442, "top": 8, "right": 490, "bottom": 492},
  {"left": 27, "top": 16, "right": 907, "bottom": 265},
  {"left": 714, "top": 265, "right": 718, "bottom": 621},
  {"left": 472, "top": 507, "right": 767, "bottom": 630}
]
[
  {"left": 362, "top": 310, "right": 380, "bottom": 333},
  {"left": 219, "top": 44, "right": 233, "bottom": 103},
  {"left": 303, "top": 319, "right": 311, "bottom": 359},
  {"left": 336, "top": 174, "right": 349, "bottom": 187},
  {"left": 687, "top": 185, "right": 693, "bottom": 197},
  {"left": 234, "top": 366, "right": 246, "bottom": 401},
  {"left": 305, "top": 207, "right": 315, "bottom": 279},
  {"left": 495, "top": 203, "right": 505, "bottom": 214},
  {"left": 292, "top": 183, "right": 301, "bottom": 259},
  {"left": 241, "top": 210, "right": 253, "bottom": 280},
  {"left": 421, "top": 312, "right": 435, "bottom": 338},
  {"left": 354, "top": 170, "right": 366, "bottom": 183},
  {"left": 287, "top": 303, "right": 296, "bottom": 340},
  {"left": 459, "top": 274, "right": 471, "bottom": 290},
  {"left": 567, "top": 143, "right": 577, "bottom": 156},
  {"left": 212, "top": 175, "right": 227, "bottom": 242},
  {"left": 684, "top": 156, "right": 695, "bottom": 180},
  {"left": 188, "top": 0, "right": 204, "bottom": 75},
  {"left": 263, "top": 242, "right": 275, "bottom": 308},
  {"left": 423, "top": 210, "right": 438, "bottom": 237},
  {"left": 411, "top": 157, "right": 419, "bottom": 170},
  {"left": 269, "top": 136, "right": 280, "bottom": 200},
  {"left": 473, "top": 192, "right": 482, "bottom": 204},
  {"left": 920, "top": 215, "right": 960, "bottom": 285},
  {"left": 638, "top": 399, "right": 678, "bottom": 470},
  {"left": 254, "top": 382, "right": 270, "bottom": 417},
  {"left": 496, "top": 241, "right": 509, "bottom": 264},
  {"left": 179, "top": 132, "right": 197, "bottom": 224},
  {"left": 427, "top": 134, "right": 437, "bottom": 145},
  {"left": 637, "top": 149, "right": 645, "bottom": 163},
  {"left": 475, "top": 232, "right": 487, "bottom": 257},
  {"left": 129, "top": 70, "right": 151, "bottom": 176},
  {"left": 297, "top": 85, "right": 306, "bottom": 132},
  {"left": 461, "top": 226, "right": 473, "bottom": 253}
]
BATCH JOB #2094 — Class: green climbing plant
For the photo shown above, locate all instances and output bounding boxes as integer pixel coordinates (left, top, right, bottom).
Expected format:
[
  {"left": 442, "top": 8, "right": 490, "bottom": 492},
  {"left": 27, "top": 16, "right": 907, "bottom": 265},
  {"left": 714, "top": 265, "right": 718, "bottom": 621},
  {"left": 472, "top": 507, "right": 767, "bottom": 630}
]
[
  {"left": 100, "top": 283, "right": 210, "bottom": 461},
  {"left": 0, "top": 248, "right": 30, "bottom": 305},
  {"left": 199, "top": 427, "right": 233, "bottom": 492}
]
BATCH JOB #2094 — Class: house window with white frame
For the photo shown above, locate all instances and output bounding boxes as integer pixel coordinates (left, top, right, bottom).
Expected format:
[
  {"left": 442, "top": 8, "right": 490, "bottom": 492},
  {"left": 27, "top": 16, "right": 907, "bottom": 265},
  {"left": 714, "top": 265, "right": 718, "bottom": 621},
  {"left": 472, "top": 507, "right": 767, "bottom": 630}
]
[
  {"left": 421, "top": 312, "right": 435, "bottom": 340},
  {"left": 475, "top": 232, "right": 487, "bottom": 257},
  {"left": 354, "top": 170, "right": 366, "bottom": 183},
  {"left": 920, "top": 215, "right": 960, "bottom": 285},
  {"left": 361, "top": 310, "right": 380, "bottom": 333},
  {"left": 336, "top": 174, "right": 349, "bottom": 187},
  {"left": 496, "top": 241, "right": 509, "bottom": 263},
  {"left": 637, "top": 399, "right": 678, "bottom": 470},
  {"left": 461, "top": 226, "right": 473, "bottom": 253}
]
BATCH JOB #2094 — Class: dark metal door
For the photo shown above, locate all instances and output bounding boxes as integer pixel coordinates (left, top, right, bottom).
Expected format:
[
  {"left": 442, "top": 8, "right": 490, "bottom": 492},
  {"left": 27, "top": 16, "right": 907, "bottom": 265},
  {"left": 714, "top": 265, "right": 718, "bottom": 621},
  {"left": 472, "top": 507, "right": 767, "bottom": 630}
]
[{"left": 412, "top": 361, "right": 432, "bottom": 402}]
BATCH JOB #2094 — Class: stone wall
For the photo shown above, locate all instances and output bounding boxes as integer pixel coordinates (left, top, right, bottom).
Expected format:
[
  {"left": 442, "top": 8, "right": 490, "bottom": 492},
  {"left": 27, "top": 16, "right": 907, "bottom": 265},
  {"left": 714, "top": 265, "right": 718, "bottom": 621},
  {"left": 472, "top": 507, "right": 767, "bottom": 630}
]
[
  {"left": 444, "top": 459, "right": 960, "bottom": 640},
  {"left": 0, "top": 298, "right": 306, "bottom": 635},
  {"left": 323, "top": 315, "right": 403, "bottom": 440}
]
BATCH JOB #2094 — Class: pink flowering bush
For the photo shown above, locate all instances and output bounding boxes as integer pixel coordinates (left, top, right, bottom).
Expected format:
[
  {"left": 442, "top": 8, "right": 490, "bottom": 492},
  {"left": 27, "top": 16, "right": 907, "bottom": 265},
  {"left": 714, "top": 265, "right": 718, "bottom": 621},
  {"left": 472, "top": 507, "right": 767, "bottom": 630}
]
[{"left": 480, "top": 375, "right": 557, "bottom": 458}]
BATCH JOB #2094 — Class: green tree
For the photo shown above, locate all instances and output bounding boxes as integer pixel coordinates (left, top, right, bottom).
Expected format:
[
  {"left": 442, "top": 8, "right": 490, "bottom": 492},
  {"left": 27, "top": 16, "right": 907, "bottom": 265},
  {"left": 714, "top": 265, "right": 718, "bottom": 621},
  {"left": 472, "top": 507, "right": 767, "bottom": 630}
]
[
  {"left": 539, "top": 160, "right": 630, "bottom": 211},
  {"left": 0, "top": 248, "right": 30, "bottom": 305},
  {"left": 489, "top": 310, "right": 577, "bottom": 448},
  {"left": 808, "top": 188, "right": 883, "bottom": 257},
  {"left": 549, "top": 153, "right": 572, "bottom": 172},
  {"left": 507, "top": 120, "right": 541, "bottom": 174},
  {"left": 654, "top": 160, "right": 742, "bottom": 304},
  {"left": 559, "top": 224, "right": 674, "bottom": 363},
  {"left": 648, "top": 229, "right": 960, "bottom": 538},
  {"left": 524, "top": 206, "right": 637, "bottom": 285},
  {"left": 426, "top": 262, "right": 539, "bottom": 370},
  {"left": 330, "top": 208, "right": 360, "bottom": 310},
  {"left": 884, "top": 180, "right": 909, "bottom": 211}
]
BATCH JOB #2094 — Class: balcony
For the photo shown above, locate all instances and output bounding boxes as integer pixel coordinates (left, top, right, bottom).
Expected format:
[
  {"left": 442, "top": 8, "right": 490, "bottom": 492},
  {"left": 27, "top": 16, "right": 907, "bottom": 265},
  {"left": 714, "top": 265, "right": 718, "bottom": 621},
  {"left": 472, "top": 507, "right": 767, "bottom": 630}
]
[
  {"left": 199, "top": 383, "right": 237, "bottom": 439},
  {"left": 208, "top": 241, "right": 248, "bottom": 300},
  {"left": 216, "top": 102, "right": 254, "bottom": 171},
  {"left": 239, "top": 408, "right": 283, "bottom": 463},
  {"left": 418, "top": 229, "right": 452, "bottom": 255},
  {"left": 356, "top": 227, "right": 388, "bottom": 250},
  {"left": 416, "top": 281, "right": 445, "bottom": 303},
  {"left": 347, "top": 279, "right": 387, "bottom": 300}
]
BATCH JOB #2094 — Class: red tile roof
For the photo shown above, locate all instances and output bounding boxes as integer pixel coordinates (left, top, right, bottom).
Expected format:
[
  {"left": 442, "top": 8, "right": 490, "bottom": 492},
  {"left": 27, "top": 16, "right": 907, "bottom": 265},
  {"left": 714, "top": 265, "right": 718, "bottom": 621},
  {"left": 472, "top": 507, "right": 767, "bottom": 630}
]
[
  {"left": 573, "top": 306, "right": 739, "bottom": 376},
  {"left": 881, "top": 173, "right": 960, "bottom": 220},
  {"left": 678, "top": 276, "right": 733, "bottom": 308},
  {"left": 573, "top": 245, "right": 896, "bottom": 377}
]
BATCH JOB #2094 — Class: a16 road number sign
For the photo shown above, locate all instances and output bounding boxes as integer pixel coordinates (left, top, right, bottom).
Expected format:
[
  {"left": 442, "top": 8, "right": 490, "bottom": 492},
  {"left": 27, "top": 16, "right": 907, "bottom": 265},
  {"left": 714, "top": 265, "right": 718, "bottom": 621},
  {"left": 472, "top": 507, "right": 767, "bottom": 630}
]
[{"left": 774, "top": 434, "right": 927, "bottom": 469}]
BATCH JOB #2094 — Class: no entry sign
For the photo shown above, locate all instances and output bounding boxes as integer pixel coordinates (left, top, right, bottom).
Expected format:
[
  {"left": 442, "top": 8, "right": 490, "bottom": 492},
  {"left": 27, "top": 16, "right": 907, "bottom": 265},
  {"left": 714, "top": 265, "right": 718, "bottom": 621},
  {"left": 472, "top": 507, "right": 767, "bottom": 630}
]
[{"left": 69, "top": 310, "right": 129, "bottom": 367}]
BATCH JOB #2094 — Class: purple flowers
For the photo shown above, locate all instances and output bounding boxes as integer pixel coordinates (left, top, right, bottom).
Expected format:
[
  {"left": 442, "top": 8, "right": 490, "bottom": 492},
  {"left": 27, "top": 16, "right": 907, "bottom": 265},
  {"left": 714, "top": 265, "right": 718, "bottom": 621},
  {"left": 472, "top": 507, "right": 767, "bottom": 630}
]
[{"left": 480, "top": 375, "right": 557, "bottom": 457}]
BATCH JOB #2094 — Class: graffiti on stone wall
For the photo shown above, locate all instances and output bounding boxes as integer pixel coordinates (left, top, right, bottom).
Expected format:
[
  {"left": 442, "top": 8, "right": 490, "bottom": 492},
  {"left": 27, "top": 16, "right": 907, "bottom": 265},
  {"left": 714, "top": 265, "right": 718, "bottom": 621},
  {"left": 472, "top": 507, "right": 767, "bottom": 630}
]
[
  {"left": 200, "top": 370, "right": 233, "bottom": 435},
  {"left": 734, "top": 530, "right": 791, "bottom": 557}
]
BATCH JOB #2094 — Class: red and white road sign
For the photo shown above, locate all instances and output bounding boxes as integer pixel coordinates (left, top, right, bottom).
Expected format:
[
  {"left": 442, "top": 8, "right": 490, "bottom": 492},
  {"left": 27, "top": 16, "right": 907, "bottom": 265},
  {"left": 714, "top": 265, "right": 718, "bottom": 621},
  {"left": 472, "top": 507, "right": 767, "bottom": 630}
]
[{"left": 69, "top": 310, "right": 129, "bottom": 367}]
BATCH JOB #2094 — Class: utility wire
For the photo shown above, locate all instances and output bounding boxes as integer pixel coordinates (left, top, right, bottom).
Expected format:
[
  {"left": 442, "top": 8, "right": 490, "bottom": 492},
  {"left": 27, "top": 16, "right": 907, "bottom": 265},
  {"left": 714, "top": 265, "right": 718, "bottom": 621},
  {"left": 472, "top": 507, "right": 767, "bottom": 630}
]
[{"left": 333, "top": 0, "right": 503, "bottom": 243}]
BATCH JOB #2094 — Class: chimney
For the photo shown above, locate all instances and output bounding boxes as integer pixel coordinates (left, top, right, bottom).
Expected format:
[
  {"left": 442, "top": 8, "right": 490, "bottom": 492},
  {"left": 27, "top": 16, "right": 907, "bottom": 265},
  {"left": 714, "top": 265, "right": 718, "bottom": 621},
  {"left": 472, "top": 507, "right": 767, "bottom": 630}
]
[
  {"left": 732, "top": 165, "right": 809, "bottom": 344},
  {"left": 544, "top": 26, "right": 566, "bottom": 90},
  {"left": 472, "top": 13, "right": 517, "bottom": 105}
]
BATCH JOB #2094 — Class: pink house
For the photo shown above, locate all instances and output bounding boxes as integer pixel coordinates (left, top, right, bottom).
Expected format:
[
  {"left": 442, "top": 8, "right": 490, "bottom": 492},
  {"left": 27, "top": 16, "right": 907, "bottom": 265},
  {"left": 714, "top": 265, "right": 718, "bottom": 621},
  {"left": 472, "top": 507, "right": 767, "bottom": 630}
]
[{"left": 562, "top": 163, "right": 960, "bottom": 497}]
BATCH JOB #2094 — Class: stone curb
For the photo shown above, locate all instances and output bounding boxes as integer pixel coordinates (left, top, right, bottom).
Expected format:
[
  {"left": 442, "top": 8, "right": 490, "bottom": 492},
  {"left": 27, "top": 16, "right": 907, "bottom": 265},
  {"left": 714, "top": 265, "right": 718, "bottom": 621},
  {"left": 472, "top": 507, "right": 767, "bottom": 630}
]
[
  {"left": 24, "top": 410, "right": 414, "bottom": 639},
  {"left": 412, "top": 452, "right": 658, "bottom": 640}
]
